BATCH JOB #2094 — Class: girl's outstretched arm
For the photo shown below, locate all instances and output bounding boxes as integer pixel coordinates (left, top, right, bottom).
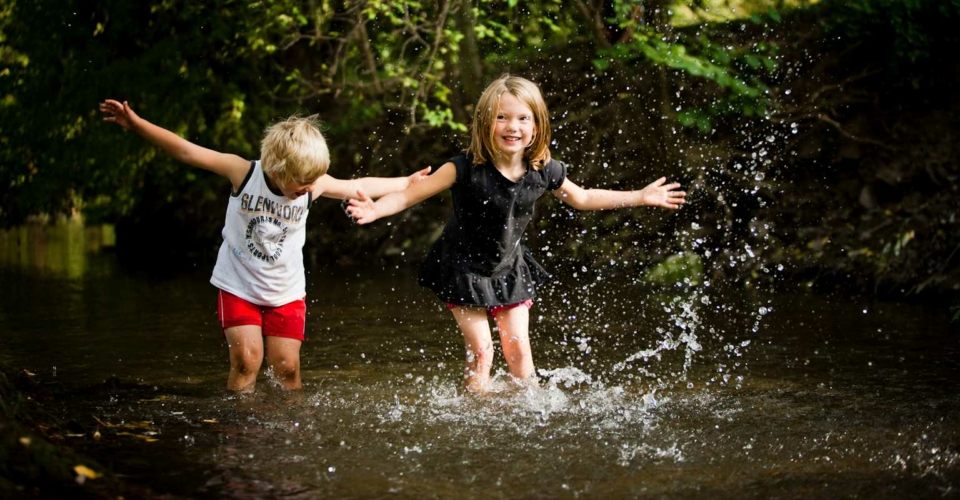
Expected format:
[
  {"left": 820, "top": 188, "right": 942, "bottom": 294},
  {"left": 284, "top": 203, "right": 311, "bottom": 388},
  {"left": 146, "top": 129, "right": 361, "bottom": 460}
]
[
  {"left": 552, "top": 177, "right": 686, "bottom": 211},
  {"left": 311, "top": 167, "right": 432, "bottom": 201},
  {"left": 99, "top": 99, "right": 250, "bottom": 190},
  {"left": 346, "top": 162, "right": 456, "bottom": 225}
]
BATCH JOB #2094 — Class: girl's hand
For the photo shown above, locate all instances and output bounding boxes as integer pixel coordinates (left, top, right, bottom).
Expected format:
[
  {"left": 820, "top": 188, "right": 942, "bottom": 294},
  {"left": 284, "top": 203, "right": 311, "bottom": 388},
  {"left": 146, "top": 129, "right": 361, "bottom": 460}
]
[
  {"left": 640, "top": 177, "right": 686, "bottom": 210},
  {"left": 99, "top": 99, "right": 139, "bottom": 131},
  {"left": 407, "top": 166, "right": 432, "bottom": 187},
  {"left": 346, "top": 190, "right": 379, "bottom": 225}
]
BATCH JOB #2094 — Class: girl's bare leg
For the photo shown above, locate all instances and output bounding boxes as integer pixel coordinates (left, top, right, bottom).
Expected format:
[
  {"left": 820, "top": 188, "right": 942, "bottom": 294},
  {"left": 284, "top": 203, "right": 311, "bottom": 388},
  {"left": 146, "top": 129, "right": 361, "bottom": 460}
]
[
  {"left": 265, "top": 336, "right": 303, "bottom": 390},
  {"left": 493, "top": 306, "right": 537, "bottom": 386},
  {"left": 451, "top": 306, "right": 495, "bottom": 393},
  {"left": 225, "top": 325, "right": 264, "bottom": 392}
]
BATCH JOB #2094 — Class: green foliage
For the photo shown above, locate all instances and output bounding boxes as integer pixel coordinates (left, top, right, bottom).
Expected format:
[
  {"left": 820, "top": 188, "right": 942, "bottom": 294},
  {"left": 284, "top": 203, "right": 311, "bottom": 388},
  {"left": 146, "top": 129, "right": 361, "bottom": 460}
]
[
  {"left": 625, "top": 32, "right": 764, "bottom": 98},
  {"left": 0, "top": 0, "right": 284, "bottom": 228},
  {"left": 645, "top": 252, "right": 704, "bottom": 286},
  {"left": 0, "top": 0, "right": 786, "bottom": 227},
  {"left": 0, "top": 0, "right": 956, "bottom": 300},
  {"left": 595, "top": 1, "right": 779, "bottom": 131}
]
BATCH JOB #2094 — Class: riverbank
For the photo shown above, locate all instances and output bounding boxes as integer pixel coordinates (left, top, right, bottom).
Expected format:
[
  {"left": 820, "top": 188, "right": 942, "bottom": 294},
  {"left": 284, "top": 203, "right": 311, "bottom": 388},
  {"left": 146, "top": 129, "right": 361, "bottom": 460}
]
[{"left": 0, "top": 362, "right": 160, "bottom": 499}]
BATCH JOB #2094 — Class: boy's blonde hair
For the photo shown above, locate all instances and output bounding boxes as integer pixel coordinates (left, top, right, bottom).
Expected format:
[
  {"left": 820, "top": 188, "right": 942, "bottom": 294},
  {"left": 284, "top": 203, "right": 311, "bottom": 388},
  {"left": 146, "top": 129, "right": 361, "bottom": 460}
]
[
  {"left": 467, "top": 75, "right": 552, "bottom": 170},
  {"left": 260, "top": 115, "right": 330, "bottom": 185}
]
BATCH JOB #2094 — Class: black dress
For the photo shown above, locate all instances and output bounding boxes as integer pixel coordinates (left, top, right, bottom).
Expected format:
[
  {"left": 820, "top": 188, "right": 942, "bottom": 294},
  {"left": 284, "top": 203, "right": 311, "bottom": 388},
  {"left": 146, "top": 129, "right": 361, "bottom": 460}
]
[{"left": 418, "top": 153, "right": 567, "bottom": 306}]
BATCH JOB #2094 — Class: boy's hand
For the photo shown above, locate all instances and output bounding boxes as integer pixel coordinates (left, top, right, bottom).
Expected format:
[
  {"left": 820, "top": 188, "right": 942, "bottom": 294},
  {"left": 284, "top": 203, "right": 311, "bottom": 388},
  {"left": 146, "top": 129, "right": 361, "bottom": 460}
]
[
  {"left": 639, "top": 177, "right": 687, "bottom": 210},
  {"left": 99, "top": 99, "right": 139, "bottom": 131},
  {"left": 407, "top": 166, "right": 432, "bottom": 187},
  {"left": 345, "top": 190, "right": 379, "bottom": 225}
]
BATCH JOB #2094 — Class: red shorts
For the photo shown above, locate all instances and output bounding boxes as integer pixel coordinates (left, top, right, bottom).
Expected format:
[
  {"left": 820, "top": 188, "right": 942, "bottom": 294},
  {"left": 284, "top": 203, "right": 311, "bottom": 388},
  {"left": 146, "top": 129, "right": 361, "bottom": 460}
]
[
  {"left": 217, "top": 289, "right": 306, "bottom": 341},
  {"left": 445, "top": 299, "right": 534, "bottom": 316}
]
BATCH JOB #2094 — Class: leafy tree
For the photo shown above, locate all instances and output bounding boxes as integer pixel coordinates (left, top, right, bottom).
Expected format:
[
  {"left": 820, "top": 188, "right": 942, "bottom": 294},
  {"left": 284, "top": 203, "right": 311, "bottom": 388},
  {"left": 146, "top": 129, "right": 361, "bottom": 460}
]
[{"left": 1, "top": 0, "right": 957, "bottom": 299}]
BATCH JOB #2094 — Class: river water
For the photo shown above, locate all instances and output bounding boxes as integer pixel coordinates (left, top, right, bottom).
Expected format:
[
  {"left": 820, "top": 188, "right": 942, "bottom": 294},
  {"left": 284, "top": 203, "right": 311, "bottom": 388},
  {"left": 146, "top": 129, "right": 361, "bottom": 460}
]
[{"left": 1, "top": 223, "right": 958, "bottom": 499}]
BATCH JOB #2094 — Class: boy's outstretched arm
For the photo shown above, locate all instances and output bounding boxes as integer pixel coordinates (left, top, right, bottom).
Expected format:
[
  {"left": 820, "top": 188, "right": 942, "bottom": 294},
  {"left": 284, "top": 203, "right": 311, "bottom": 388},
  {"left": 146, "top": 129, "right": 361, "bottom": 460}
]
[
  {"left": 311, "top": 166, "right": 432, "bottom": 201},
  {"left": 553, "top": 177, "right": 686, "bottom": 211},
  {"left": 345, "top": 162, "right": 456, "bottom": 225},
  {"left": 100, "top": 99, "right": 250, "bottom": 190}
]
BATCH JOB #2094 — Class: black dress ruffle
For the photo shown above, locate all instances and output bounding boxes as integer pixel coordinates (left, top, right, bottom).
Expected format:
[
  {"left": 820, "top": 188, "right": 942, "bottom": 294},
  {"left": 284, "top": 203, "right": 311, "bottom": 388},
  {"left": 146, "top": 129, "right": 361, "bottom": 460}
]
[{"left": 417, "top": 153, "right": 567, "bottom": 307}]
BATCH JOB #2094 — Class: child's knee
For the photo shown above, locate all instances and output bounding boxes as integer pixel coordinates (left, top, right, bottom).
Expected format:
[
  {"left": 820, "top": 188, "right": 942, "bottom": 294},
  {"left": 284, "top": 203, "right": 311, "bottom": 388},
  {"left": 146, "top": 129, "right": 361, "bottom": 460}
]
[
  {"left": 229, "top": 348, "right": 263, "bottom": 373},
  {"left": 231, "top": 356, "right": 261, "bottom": 375},
  {"left": 465, "top": 344, "right": 493, "bottom": 366},
  {"left": 268, "top": 354, "right": 300, "bottom": 378},
  {"left": 506, "top": 350, "right": 532, "bottom": 367}
]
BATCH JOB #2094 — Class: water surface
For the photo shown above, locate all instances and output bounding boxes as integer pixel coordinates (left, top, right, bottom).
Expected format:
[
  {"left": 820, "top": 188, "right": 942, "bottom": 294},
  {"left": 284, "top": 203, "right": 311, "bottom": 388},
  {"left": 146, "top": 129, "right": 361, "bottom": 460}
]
[{"left": 1, "top": 225, "right": 958, "bottom": 499}]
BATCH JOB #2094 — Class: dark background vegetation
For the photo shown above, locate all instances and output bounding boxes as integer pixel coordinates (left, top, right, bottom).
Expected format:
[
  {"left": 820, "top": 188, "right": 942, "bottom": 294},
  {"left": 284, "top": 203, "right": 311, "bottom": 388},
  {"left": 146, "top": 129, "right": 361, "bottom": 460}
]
[{"left": 1, "top": 0, "right": 958, "bottom": 304}]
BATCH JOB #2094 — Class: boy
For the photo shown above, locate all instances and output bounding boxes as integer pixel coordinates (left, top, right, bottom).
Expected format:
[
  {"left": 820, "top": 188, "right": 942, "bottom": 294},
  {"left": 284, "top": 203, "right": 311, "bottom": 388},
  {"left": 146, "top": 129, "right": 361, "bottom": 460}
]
[{"left": 100, "top": 99, "right": 429, "bottom": 392}]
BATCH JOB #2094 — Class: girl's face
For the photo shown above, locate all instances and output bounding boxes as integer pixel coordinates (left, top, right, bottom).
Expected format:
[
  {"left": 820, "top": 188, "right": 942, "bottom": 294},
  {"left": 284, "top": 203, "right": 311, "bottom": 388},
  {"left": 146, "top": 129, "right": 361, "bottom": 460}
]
[{"left": 493, "top": 92, "right": 536, "bottom": 158}]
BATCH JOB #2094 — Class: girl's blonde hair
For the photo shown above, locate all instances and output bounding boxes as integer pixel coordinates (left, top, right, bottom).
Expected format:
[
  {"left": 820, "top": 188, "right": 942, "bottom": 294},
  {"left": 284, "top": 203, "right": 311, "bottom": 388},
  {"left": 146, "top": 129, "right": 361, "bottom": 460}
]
[
  {"left": 467, "top": 75, "right": 552, "bottom": 170},
  {"left": 260, "top": 115, "right": 330, "bottom": 185}
]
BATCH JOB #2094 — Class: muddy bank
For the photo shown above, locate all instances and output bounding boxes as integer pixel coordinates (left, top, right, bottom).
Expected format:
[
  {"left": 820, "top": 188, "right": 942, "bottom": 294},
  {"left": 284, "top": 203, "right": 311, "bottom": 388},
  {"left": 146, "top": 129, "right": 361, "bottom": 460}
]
[{"left": 0, "top": 363, "right": 169, "bottom": 499}]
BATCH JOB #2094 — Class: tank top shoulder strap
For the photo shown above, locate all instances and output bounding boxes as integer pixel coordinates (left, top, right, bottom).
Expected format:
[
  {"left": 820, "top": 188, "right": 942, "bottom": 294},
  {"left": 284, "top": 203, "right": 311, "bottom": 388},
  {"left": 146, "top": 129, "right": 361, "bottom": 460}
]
[{"left": 232, "top": 161, "right": 258, "bottom": 197}]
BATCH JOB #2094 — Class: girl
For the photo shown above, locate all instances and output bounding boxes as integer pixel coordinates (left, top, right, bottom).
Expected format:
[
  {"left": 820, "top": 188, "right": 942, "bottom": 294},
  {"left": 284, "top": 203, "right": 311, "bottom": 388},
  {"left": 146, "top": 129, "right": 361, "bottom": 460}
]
[{"left": 346, "top": 75, "right": 686, "bottom": 393}]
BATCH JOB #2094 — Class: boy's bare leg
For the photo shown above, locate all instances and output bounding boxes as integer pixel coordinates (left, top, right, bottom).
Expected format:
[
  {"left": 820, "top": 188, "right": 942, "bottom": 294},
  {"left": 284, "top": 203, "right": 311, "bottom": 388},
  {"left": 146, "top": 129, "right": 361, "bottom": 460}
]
[
  {"left": 264, "top": 336, "right": 303, "bottom": 390},
  {"left": 493, "top": 306, "right": 537, "bottom": 387},
  {"left": 451, "top": 306, "right": 495, "bottom": 394},
  {"left": 225, "top": 326, "right": 264, "bottom": 392}
]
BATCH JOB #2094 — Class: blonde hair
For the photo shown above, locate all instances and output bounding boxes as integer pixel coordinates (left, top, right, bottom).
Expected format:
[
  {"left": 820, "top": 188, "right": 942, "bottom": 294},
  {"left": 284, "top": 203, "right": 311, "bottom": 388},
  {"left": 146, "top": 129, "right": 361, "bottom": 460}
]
[
  {"left": 467, "top": 75, "right": 552, "bottom": 170},
  {"left": 260, "top": 115, "right": 330, "bottom": 185}
]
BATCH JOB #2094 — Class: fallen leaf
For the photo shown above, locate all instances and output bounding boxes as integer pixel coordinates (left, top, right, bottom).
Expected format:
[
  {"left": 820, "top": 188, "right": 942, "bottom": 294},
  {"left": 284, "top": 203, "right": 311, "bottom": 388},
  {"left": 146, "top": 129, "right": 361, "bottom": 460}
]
[
  {"left": 116, "top": 432, "right": 159, "bottom": 442},
  {"left": 92, "top": 415, "right": 119, "bottom": 428},
  {"left": 138, "top": 395, "right": 174, "bottom": 402},
  {"left": 74, "top": 465, "right": 101, "bottom": 480},
  {"left": 126, "top": 421, "right": 156, "bottom": 430}
]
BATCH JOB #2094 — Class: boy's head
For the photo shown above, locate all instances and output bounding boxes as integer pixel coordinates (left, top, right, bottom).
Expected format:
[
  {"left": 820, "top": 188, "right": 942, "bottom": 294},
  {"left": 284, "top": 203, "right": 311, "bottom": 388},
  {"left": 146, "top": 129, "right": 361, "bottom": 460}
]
[
  {"left": 468, "top": 74, "right": 552, "bottom": 170},
  {"left": 261, "top": 115, "right": 330, "bottom": 193}
]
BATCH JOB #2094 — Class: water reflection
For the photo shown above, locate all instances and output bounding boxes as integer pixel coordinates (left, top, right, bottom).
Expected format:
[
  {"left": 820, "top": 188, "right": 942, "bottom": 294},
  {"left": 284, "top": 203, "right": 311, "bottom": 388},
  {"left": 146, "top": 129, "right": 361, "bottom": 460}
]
[
  {"left": 0, "top": 219, "right": 115, "bottom": 278},
  {"left": 0, "top": 243, "right": 957, "bottom": 499}
]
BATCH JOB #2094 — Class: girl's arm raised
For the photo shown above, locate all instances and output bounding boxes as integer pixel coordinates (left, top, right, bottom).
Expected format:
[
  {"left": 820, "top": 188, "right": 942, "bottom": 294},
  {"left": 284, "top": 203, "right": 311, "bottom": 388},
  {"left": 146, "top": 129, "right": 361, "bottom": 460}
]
[
  {"left": 552, "top": 177, "right": 686, "bottom": 211},
  {"left": 310, "top": 167, "right": 432, "bottom": 201},
  {"left": 346, "top": 162, "right": 457, "bottom": 225},
  {"left": 99, "top": 100, "right": 250, "bottom": 190}
]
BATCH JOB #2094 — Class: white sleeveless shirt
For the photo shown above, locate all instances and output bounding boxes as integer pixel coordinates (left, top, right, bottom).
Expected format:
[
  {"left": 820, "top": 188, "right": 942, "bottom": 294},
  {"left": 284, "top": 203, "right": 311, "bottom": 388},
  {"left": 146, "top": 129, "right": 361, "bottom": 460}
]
[{"left": 210, "top": 161, "right": 311, "bottom": 306}]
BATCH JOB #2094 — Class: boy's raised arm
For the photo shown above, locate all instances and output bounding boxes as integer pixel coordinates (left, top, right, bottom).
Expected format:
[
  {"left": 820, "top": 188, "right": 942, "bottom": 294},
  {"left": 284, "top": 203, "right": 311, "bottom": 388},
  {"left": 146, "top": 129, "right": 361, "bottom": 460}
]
[
  {"left": 311, "top": 166, "right": 432, "bottom": 201},
  {"left": 100, "top": 99, "right": 250, "bottom": 190},
  {"left": 345, "top": 162, "right": 456, "bottom": 225}
]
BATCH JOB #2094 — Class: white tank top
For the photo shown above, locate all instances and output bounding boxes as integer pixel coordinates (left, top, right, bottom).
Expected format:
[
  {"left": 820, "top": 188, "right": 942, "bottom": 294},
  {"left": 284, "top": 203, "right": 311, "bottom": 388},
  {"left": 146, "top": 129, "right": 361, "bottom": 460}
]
[{"left": 210, "top": 161, "right": 311, "bottom": 306}]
